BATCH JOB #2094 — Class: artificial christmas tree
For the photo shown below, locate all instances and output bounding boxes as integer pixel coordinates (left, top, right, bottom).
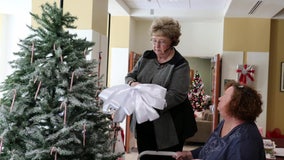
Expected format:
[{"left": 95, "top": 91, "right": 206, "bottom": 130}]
[
  {"left": 188, "top": 72, "right": 206, "bottom": 112},
  {"left": 0, "top": 3, "right": 120, "bottom": 160}
]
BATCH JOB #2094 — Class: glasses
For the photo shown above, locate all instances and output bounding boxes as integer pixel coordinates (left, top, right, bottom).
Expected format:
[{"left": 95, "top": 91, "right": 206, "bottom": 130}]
[{"left": 150, "top": 38, "right": 170, "bottom": 46}]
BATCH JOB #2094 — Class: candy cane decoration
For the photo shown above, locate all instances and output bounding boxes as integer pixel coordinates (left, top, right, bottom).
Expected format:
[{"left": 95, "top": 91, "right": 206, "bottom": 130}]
[
  {"left": 82, "top": 123, "right": 86, "bottom": 147},
  {"left": 60, "top": 54, "right": 63, "bottom": 63},
  {"left": 60, "top": 101, "right": 67, "bottom": 125},
  {"left": 31, "top": 42, "right": 34, "bottom": 64},
  {"left": 54, "top": 44, "right": 63, "bottom": 62},
  {"left": 34, "top": 81, "right": 42, "bottom": 100},
  {"left": 33, "top": 76, "right": 38, "bottom": 84},
  {"left": 98, "top": 51, "right": 102, "bottom": 86},
  {"left": 83, "top": 48, "right": 86, "bottom": 57},
  {"left": 0, "top": 137, "right": 3, "bottom": 154},
  {"left": 10, "top": 89, "right": 16, "bottom": 112},
  {"left": 50, "top": 147, "right": 58, "bottom": 160},
  {"left": 69, "top": 71, "right": 75, "bottom": 91},
  {"left": 58, "top": 45, "right": 63, "bottom": 63}
]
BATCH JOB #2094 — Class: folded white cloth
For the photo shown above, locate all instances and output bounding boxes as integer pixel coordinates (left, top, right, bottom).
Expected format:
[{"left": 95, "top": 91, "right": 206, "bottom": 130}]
[{"left": 99, "top": 84, "right": 167, "bottom": 124}]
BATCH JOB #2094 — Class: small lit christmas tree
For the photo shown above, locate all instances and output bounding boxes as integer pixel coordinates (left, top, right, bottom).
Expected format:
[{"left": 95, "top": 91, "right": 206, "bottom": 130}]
[
  {"left": 188, "top": 72, "right": 206, "bottom": 112},
  {"left": 0, "top": 3, "right": 120, "bottom": 160}
]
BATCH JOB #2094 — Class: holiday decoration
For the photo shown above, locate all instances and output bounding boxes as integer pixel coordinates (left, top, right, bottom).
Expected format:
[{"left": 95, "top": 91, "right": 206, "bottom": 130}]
[
  {"left": 99, "top": 84, "right": 167, "bottom": 124},
  {"left": 236, "top": 64, "right": 255, "bottom": 85},
  {"left": 0, "top": 3, "right": 121, "bottom": 160},
  {"left": 188, "top": 72, "right": 206, "bottom": 112}
]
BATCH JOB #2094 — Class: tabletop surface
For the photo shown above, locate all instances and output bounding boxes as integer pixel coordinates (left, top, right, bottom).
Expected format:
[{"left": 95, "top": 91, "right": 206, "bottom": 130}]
[{"left": 266, "top": 138, "right": 284, "bottom": 160}]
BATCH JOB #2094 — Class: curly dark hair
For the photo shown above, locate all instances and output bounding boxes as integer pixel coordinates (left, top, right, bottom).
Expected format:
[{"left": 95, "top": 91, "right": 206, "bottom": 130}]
[
  {"left": 149, "top": 17, "right": 181, "bottom": 46},
  {"left": 225, "top": 81, "right": 263, "bottom": 122}
]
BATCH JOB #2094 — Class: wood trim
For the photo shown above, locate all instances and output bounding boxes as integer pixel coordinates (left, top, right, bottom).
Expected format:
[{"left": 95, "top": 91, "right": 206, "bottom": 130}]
[
  {"left": 125, "top": 117, "right": 131, "bottom": 153},
  {"left": 125, "top": 51, "right": 141, "bottom": 153},
  {"left": 212, "top": 54, "right": 221, "bottom": 130},
  {"left": 125, "top": 52, "right": 134, "bottom": 153},
  {"left": 189, "top": 69, "right": 194, "bottom": 83}
]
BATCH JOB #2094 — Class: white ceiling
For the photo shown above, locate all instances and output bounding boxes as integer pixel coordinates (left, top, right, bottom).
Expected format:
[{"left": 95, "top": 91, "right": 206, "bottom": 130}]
[
  {"left": 108, "top": 0, "right": 284, "bottom": 21},
  {"left": 1, "top": 0, "right": 283, "bottom": 22}
]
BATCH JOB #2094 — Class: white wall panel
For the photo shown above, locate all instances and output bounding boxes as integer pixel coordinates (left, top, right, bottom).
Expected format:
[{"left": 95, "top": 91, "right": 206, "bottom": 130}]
[
  {"left": 134, "top": 20, "right": 224, "bottom": 57},
  {"left": 108, "top": 47, "right": 129, "bottom": 145},
  {"left": 178, "top": 21, "right": 224, "bottom": 57},
  {"left": 221, "top": 51, "right": 243, "bottom": 95},
  {"left": 109, "top": 48, "right": 129, "bottom": 87},
  {"left": 221, "top": 51, "right": 269, "bottom": 136},
  {"left": 0, "top": 12, "right": 31, "bottom": 98},
  {"left": 247, "top": 52, "right": 269, "bottom": 136}
]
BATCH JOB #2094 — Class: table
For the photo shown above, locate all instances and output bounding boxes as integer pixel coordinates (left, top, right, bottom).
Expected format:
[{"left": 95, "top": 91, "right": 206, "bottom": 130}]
[{"left": 267, "top": 138, "right": 284, "bottom": 160}]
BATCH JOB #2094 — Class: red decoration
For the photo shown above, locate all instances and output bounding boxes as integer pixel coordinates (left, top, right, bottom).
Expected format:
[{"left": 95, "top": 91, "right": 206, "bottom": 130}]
[
  {"left": 236, "top": 64, "right": 255, "bottom": 84},
  {"left": 266, "top": 128, "right": 284, "bottom": 138}
]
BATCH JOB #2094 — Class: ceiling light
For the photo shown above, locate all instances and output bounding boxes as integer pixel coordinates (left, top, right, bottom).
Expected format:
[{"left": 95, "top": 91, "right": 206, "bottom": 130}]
[{"left": 150, "top": 9, "right": 154, "bottom": 15}]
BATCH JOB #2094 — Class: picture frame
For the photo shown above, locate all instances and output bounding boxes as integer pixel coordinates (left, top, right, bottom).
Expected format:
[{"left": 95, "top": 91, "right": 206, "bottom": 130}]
[{"left": 281, "top": 62, "right": 284, "bottom": 92}]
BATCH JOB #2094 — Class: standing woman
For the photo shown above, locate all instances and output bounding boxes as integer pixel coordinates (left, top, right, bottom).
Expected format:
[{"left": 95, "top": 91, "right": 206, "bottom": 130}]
[
  {"left": 173, "top": 81, "right": 266, "bottom": 160},
  {"left": 125, "top": 17, "right": 197, "bottom": 160}
]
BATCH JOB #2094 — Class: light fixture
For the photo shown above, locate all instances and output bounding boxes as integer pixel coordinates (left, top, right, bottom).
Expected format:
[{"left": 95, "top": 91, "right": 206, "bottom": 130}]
[
  {"left": 150, "top": 9, "right": 154, "bottom": 15},
  {"left": 248, "top": 0, "right": 263, "bottom": 15}
]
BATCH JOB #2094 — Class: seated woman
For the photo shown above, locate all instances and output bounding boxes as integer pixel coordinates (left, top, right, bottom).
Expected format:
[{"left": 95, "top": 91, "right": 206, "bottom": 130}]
[{"left": 173, "top": 81, "right": 266, "bottom": 160}]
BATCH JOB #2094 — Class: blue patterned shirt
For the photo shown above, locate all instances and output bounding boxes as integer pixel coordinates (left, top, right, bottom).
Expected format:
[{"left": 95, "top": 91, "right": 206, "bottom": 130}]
[{"left": 191, "top": 120, "right": 266, "bottom": 160}]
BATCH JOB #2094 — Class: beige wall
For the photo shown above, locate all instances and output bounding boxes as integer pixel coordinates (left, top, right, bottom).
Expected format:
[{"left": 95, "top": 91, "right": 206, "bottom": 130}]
[
  {"left": 223, "top": 18, "right": 271, "bottom": 52},
  {"left": 65, "top": 0, "right": 93, "bottom": 29},
  {"left": 109, "top": 16, "right": 130, "bottom": 48},
  {"left": 65, "top": 0, "right": 108, "bottom": 34},
  {"left": 131, "top": 20, "right": 152, "bottom": 54},
  {"left": 31, "top": 0, "right": 58, "bottom": 28},
  {"left": 267, "top": 19, "right": 284, "bottom": 133},
  {"left": 32, "top": 0, "right": 108, "bottom": 34},
  {"left": 91, "top": 0, "right": 108, "bottom": 35}
]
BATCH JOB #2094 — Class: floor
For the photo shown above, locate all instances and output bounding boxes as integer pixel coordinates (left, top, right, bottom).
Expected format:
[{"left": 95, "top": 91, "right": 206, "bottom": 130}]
[{"left": 124, "top": 143, "right": 201, "bottom": 160}]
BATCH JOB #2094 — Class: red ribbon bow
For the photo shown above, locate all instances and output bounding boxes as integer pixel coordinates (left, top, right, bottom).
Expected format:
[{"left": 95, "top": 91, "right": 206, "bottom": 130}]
[{"left": 236, "top": 64, "right": 255, "bottom": 84}]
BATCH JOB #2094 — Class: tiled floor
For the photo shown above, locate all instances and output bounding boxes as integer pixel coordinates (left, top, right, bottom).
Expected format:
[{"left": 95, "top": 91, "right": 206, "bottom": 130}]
[{"left": 124, "top": 144, "right": 200, "bottom": 160}]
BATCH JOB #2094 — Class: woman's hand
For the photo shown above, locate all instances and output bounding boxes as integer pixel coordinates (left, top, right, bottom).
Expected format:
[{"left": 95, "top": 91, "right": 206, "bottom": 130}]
[
  {"left": 129, "top": 81, "right": 140, "bottom": 87},
  {"left": 172, "top": 151, "right": 193, "bottom": 160}
]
